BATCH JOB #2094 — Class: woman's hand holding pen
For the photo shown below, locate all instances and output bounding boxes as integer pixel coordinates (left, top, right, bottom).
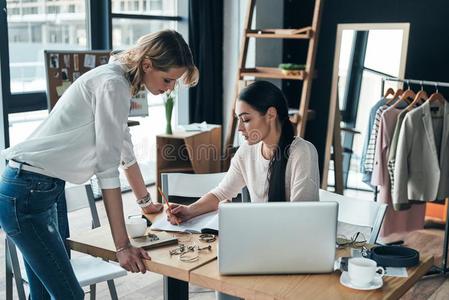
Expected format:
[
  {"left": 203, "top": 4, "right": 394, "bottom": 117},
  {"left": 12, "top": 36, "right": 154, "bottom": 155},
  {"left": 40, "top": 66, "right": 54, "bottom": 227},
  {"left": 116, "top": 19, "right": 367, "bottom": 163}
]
[{"left": 166, "top": 204, "right": 194, "bottom": 224}]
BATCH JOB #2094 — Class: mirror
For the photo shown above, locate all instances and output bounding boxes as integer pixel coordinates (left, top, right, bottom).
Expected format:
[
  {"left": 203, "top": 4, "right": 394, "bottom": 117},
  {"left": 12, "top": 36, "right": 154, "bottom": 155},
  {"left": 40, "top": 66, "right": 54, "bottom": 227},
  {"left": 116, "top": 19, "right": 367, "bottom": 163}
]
[{"left": 322, "top": 23, "right": 410, "bottom": 196}]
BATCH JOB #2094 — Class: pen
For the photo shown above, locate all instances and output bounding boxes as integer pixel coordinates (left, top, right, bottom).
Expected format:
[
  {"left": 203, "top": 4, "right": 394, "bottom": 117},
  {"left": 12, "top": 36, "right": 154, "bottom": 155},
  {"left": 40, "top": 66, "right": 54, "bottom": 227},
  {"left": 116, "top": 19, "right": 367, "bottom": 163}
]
[{"left": 157, "top": 186, "right": 179, "bottom": 225}]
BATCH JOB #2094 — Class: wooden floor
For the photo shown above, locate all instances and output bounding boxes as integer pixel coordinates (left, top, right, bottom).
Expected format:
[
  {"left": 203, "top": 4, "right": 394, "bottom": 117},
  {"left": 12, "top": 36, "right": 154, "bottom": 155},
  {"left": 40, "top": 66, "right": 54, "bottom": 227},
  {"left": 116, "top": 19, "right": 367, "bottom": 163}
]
[{"left": 1, "top": 186, "right": 448, "bottom": 299}]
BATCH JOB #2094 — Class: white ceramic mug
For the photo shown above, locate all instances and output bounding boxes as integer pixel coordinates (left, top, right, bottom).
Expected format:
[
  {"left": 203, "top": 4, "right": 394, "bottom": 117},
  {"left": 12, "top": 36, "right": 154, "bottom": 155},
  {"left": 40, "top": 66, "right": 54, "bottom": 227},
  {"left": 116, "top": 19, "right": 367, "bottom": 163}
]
[
  {"left": 348, "top": 257, "right": 385, "bottom": 287},
  {"left": 125, "top": 217, "right": 147, "bottom": 238}
]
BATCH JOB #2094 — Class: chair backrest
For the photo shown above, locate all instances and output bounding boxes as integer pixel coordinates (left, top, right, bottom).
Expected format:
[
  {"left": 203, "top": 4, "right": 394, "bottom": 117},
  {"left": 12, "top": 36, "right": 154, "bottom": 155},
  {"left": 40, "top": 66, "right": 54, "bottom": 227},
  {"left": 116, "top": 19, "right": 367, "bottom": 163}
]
[
  {"left": 65, "top": 183, "right": 100, "bottom": 228},
  {"left": 319, "top": 189, "right": 387, "bottom": 244},
  {"left": 161, "top": 172, "right": 227, "bottom": 198}
]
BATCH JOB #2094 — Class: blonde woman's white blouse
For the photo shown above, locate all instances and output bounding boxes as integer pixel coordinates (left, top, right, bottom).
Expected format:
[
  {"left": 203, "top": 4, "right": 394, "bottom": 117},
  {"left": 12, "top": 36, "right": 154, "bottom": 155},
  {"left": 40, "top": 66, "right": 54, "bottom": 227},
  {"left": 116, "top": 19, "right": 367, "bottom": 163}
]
[{"left": 1, "top": 61, "right": 136, "bottom": 189}]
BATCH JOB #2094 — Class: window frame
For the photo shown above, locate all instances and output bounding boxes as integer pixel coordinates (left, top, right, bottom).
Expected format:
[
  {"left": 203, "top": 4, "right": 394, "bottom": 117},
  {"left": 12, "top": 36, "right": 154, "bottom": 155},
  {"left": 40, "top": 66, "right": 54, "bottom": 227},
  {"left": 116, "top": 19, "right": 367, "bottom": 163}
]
[{"left": 0, "top": 0, "right": 188, "bottom": 148}]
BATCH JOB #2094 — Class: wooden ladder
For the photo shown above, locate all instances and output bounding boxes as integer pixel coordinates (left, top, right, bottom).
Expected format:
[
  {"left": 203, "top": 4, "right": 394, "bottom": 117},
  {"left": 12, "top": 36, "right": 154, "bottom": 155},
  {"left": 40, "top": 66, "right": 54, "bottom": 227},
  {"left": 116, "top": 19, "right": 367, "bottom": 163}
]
[{"left": 223, "top": 0, "right": 323, "bottom": 167}]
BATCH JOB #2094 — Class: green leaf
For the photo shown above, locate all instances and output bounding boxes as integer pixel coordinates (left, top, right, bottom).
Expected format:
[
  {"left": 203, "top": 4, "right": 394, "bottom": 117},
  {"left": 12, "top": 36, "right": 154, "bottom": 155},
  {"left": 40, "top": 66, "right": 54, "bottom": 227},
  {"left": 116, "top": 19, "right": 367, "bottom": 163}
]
[{"left": 278, "top": 63, "right": 306, "bottom": 70}]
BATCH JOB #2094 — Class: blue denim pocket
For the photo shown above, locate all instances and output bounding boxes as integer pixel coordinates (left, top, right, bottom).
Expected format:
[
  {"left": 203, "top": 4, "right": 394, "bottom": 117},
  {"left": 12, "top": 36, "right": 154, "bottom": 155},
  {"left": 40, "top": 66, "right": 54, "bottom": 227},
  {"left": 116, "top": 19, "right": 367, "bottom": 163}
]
[
  {"left": 0, "top": 190, "right": 21, "bottom": 236},
  {"left": 27, "top": 180, "right": 63, "bottom": 214}
]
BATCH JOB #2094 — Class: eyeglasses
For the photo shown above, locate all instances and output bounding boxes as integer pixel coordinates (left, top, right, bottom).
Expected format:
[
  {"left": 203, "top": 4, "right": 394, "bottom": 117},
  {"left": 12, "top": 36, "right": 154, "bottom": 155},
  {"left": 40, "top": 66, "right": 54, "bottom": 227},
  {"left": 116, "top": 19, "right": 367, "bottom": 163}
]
[
  {"left": 168, "top": 238, "right": 213, "bottom": 263},
  {"left": 336, "top": 232, "right": 367, "bottom": 249}
]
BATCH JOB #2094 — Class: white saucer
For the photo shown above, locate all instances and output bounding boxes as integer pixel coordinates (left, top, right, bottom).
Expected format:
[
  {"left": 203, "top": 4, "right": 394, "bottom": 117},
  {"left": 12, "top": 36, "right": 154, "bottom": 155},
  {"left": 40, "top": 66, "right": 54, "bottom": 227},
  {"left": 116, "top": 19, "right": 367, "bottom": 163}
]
[{"left": 340, "top": 271, "right": 383, "bottom": 290}]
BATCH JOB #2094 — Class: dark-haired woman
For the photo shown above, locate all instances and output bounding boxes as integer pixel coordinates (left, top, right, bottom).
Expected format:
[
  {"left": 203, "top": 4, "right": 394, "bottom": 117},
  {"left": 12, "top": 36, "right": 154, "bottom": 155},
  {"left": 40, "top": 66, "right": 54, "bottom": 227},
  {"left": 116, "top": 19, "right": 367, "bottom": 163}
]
[{"left": 167, "top": 80, "right": 319, "bottom": 225}]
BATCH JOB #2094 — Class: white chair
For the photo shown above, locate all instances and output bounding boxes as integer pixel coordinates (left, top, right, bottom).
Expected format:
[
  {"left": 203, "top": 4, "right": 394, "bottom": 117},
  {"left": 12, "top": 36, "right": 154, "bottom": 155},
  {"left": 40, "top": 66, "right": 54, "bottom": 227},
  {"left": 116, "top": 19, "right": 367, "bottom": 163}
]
[
  {"left": 5, "top": 183, "right": 127, "bottom": 300},
  {"left": 161, "top": 172, "right": 228, "bottom": 203},
  {"left": 319, "top": 189, "right": 387, "bottom": 244},
  {"left": 160, "top": 172, "right": 236, "bottom": 299}
]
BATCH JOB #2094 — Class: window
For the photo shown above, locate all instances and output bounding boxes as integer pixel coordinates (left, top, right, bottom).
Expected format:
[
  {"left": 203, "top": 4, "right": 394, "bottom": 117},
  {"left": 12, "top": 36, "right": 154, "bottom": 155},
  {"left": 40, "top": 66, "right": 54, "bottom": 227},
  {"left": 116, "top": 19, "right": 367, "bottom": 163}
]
[
  {"left": 8, "top": 110, "right": 49, "bottom": 146},
  {"left": 150, "top": 0, "right": 162, "bottom": 11},
  {"left": 10, "top": 7, "right": 20, "bottom": 14},
  {"left": 1, "top": 0, "right": 188, "bottom": 176},
  {"left": 351, "top": 30, "right": 404, "bottom": 169},
  {"left": 6, "top": 0, "right": 87, "bottom": 93},
  {"left": 46, "top": 5, "right": 60, "bottom": 14},
  {"left": 338, "top": 30, "right": 355, "bottom": 111},
  {"left": 364, "top": 30, "right": 403, "bottom": 78},
  {"left": 112, "top": 19, "right": 176, "bottom": 49},
  {"left": 111, "top": 0, "right": 176, "bottom": 16},
  {"left": 110, "top": 0, "right": 185, "bottom": 185},
  {"left": 22, "top": 6, "right": 38, "bottom": 15},
  {"left": 111, "top": 0, "right": 181, "bottom": 107}
]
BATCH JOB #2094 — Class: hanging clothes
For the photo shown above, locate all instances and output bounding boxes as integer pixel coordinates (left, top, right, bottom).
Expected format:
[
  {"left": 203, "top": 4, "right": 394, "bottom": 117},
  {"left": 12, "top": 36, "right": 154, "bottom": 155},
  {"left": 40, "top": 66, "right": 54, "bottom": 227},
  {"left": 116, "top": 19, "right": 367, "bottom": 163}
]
[
  {"left": 360, "top": 97, "right": 387, "bottom": 186},
  {"left": 372, "top": 106, "right": 425, "bottom": 237},
  {"left": 387, "top": 109, "right": 409, "bottom": 210},
  {"left": 393, "top": 100, "right": 449, "bottom": 208},
  {"left": 363, "top": 103, "right": 389, "bottom": 182},
  {"left": 363, "top": 100, "right": 407, "bottom": 184}
]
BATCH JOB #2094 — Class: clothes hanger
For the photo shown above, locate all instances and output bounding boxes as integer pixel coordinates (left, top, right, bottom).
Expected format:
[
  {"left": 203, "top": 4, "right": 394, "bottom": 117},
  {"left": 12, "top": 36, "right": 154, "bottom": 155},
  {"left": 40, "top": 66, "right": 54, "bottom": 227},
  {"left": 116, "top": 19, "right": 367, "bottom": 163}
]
[
  {"left": 427, "top": 82, "right": 446, "bottom": 104},
  {"left": 384, "top": 87, "right": 395, "bottom": 98},
  {"left": 385, "top": 88, "right": 403, "bottom": 105},
  {"left": 392, "top": 80, "right": 415, "bottom": 108},
  {"left": 393, "top": 88, "right": 404, "bottom": 99},
  {"left": 384, "top": 87, "right": 395, "bottom": 104},
  {"left": 406, "top": 82, "right": 427, "bottom": 111}
]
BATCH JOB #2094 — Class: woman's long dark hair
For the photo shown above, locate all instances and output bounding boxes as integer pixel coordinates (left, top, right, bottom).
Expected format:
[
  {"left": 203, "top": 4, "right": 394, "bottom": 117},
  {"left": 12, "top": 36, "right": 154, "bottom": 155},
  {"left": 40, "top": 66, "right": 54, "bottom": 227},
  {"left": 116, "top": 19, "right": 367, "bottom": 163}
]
[{"left": 238, "top": 81, "right": 295, "bottom": 202}]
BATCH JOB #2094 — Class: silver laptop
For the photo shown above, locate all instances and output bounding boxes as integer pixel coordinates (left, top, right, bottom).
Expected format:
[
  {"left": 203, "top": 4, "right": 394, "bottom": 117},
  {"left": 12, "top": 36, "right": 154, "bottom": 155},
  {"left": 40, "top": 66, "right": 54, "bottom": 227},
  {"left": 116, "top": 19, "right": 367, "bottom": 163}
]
[{"left": 218, "top": 201, "right": 338, "bottom": 275}]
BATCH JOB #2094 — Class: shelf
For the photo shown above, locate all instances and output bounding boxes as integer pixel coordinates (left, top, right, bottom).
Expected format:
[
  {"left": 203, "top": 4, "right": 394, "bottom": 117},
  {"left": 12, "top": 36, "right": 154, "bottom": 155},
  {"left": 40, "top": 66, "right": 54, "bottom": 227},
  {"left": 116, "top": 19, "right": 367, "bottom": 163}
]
[
  {"left": 240, "top": 67, "right": 306, "bottom": 80},
  {"left": 246, "top": 27, "right": 313, "bottom": 39}
]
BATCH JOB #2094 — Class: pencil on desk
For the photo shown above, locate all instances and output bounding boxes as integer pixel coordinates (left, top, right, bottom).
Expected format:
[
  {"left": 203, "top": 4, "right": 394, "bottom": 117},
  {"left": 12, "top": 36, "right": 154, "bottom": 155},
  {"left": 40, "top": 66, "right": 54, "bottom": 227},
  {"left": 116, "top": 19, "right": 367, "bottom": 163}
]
[{"left": 157, "top": 186, "right": 179, "bottom": 225}]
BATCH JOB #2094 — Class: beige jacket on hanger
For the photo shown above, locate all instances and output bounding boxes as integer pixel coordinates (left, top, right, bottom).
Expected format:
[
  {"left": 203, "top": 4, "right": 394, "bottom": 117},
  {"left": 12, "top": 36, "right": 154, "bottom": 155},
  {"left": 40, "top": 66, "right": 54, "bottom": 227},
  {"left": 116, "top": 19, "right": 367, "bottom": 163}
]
[{"left": 393, "top": 101, "right": 449, "bottom": 207}]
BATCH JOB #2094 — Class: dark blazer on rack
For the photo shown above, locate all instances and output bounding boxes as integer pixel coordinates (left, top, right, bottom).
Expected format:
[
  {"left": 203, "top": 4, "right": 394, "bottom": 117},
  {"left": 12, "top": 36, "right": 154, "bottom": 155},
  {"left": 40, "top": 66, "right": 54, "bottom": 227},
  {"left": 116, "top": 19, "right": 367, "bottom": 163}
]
[{"left": 393, "top": 101, "right": 449, "bottom": 209}]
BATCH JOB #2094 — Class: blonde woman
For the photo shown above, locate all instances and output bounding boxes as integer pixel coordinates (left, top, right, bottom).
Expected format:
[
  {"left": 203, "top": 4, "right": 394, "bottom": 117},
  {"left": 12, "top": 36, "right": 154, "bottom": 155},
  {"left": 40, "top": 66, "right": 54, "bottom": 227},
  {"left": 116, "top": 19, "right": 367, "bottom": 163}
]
[{"left": 0, "top": 30, "right": 198, "bottom": 299}]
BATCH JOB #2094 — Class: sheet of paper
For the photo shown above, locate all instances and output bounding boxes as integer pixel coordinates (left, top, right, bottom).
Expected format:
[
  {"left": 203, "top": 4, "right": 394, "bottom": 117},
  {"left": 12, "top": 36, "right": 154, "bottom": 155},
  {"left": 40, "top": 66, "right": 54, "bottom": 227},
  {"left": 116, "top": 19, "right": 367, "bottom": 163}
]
[
  {"left": 385, "top": 267, "right": 408, "bottom": 277},
  {"left": 178, "top": 122, "right": 221, "bottom": 132},
  {"left": 151, "top": 211, "right": 218, "bottom": 233}
]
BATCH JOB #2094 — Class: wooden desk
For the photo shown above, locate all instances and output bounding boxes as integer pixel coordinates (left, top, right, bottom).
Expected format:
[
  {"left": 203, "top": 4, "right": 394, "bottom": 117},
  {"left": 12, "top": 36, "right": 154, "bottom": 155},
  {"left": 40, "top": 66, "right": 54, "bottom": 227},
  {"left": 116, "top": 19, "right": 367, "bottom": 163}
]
[
  {"left": 190, "top": 252, "right": 434, "bottom": 300},
  {"left": 68, "top": 226, "right": 217, "bottom": 282},
  {"left": 68, "top": 212, "right": 217, "bottom": 300},
  {"left": 68, "top": 213, "right": 433, "bottom": 300}
]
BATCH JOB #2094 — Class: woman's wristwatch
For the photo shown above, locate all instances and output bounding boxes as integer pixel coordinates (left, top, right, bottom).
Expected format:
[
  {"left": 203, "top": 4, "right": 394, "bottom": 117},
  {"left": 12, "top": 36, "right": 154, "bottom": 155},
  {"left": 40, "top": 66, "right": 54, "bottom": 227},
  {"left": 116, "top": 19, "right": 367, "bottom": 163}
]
[{"left": 137, "top": 193, "right": 153, "bottom": 208}]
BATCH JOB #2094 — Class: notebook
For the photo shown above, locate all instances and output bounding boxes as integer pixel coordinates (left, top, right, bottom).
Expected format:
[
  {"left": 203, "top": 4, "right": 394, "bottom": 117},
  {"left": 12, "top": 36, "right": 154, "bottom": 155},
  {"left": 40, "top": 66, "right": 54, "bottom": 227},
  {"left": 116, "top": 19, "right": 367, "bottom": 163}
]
[{"left": 150, "top": 211, "right": 218, "bottom": 234}]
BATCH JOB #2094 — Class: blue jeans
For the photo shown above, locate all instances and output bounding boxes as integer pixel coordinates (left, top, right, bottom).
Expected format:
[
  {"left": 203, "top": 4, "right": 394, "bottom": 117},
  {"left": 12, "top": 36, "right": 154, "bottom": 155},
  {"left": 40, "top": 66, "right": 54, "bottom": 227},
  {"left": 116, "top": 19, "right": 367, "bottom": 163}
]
[{"left": 0, "top": 165, "right": 83, "bottom": 300}]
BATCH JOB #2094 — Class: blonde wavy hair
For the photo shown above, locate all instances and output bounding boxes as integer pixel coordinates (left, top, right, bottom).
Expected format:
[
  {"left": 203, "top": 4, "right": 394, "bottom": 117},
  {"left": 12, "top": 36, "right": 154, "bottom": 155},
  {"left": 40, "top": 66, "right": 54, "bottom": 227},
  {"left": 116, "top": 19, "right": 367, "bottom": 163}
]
[{"left": 114, "top": 30, "right": 199, "bottom": 96}]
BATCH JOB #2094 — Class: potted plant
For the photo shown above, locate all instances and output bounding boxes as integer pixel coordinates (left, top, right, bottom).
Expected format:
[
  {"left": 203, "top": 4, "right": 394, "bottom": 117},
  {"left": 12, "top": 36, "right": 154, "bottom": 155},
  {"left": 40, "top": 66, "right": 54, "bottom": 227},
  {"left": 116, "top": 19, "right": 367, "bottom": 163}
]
[
  {"left": 164, "top": 91, "right": 175, "bottom": 134},
  {"left": 278, "top": 63, "right": 306, "bottom": 76}
]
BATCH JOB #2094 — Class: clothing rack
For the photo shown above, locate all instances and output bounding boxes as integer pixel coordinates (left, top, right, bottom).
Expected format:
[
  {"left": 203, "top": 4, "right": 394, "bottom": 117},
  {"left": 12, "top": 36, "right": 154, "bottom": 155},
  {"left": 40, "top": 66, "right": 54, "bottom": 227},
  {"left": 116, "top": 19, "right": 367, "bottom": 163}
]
[
  {"left": 380, "top": 76, "right": 449, "bottom": 276},
  {"left": 381, "top": 77, "right": 449, "bottom": 95}
]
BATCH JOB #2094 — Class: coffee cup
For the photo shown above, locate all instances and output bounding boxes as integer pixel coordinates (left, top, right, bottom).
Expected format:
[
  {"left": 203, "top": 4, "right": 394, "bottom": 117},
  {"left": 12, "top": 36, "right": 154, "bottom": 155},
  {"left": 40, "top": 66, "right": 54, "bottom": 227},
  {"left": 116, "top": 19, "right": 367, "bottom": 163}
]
[
  {"left": 348, "top": 257, "right": 384, "bottom": 287},
  {"left": 125, "top": 217, "right": 147, "bottom": 238}
]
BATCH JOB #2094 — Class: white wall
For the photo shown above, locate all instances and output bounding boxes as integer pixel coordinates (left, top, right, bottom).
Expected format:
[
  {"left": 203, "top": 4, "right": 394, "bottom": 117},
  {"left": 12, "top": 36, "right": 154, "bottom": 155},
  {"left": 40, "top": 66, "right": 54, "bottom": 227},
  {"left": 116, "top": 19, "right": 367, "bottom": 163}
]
[
  {"left": 222, "top": 0, "right": 283, "bottom": 143},
  {"left": 222, "top": 0, "right": 244, "bottom": 142},
  {"left": 175, "top": 0, "right": 189, "bottom": 125}
]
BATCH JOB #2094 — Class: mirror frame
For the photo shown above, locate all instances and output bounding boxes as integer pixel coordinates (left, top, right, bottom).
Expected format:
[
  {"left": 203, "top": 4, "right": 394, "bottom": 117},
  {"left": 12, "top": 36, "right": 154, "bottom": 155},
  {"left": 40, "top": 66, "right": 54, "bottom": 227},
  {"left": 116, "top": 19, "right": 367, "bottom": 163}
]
[{"left": 321, "top": 22, "right": 410, "bottom": 192}]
